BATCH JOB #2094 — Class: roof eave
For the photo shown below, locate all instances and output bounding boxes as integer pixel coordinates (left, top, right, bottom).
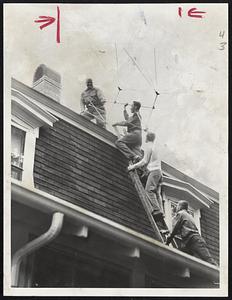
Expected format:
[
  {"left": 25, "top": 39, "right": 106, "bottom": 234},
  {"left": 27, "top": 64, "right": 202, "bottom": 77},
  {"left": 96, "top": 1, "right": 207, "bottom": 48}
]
[
  {"left": 163, "top": 176, "right": 213, "bottom": 208},
  {"left": 11, "top": 180, "right": 219, "bottom": 282}
]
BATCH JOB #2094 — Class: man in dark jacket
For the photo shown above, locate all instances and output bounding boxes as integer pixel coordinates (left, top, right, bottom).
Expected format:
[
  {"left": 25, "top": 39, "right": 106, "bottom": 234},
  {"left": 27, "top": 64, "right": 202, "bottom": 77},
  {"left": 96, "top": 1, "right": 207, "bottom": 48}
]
[
  {"left": 166, "top": 200, "right": 218, "bottom": 266},
  {"left": 113, "top": 101, "right": 142, "bottom": 163}
]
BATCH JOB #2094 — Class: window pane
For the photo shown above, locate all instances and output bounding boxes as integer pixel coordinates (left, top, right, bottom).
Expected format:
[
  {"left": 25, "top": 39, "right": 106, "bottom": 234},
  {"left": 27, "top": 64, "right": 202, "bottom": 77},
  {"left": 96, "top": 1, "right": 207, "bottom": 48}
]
[
  {"left": 11, "top": 166, "right": 23, "bottom": 180},
  {"left": 11, "top": 126, "right": 25, "bottom": 180}
]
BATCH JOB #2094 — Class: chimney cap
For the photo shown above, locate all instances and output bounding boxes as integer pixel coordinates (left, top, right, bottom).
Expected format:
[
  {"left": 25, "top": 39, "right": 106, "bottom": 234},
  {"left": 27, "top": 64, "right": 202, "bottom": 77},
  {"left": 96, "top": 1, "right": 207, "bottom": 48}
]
[{"left": 33, "top": 64, "right": 61, "bottom": 84}]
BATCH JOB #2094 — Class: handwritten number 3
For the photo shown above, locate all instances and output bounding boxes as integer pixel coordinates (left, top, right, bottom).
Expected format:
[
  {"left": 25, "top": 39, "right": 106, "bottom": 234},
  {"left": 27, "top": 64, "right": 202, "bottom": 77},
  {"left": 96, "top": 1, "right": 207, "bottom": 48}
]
[{"left": 219, "top": 42, "right": 227, "bottom": 50}]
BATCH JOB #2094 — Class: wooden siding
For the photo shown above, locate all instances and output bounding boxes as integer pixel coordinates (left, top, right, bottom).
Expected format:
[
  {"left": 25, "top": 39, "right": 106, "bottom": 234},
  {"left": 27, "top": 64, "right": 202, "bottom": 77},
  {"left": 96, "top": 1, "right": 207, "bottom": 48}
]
[
  {"left": 34, "top": 119, "right": 155, "bottom": 238},
  {"left": 33, "top": 118, "right": 219, "bottom": 262},
  {"left": 200, "top": 202, "right": 219, "bottom": 263}
]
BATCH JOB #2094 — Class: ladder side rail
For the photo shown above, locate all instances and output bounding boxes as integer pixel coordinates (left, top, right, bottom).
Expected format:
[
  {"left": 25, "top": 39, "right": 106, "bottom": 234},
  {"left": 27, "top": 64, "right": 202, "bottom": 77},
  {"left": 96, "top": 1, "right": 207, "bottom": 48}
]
[
  {"left": 130, "top": 170, "right": 179, "bottom": 248},
  {"left": 129, "top": 170, "right": 164, "bottom": 243}
]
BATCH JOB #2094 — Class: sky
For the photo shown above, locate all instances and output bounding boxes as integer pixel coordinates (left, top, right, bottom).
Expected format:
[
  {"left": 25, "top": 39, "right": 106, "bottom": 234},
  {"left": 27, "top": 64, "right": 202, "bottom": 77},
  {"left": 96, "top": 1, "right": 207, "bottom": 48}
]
[{"left": 4, "top": 3, "right": 228, "bottom": 193}]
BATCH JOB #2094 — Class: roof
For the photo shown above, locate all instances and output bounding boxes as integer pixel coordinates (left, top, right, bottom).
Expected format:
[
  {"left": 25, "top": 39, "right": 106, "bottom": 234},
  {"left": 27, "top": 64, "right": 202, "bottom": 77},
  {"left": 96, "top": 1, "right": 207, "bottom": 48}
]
[
  {"left": 11, "top": 76, "right": 220, "bottom": 267},
  {"left": 12, "top": 77, "right": 219, "bottom": 201}
]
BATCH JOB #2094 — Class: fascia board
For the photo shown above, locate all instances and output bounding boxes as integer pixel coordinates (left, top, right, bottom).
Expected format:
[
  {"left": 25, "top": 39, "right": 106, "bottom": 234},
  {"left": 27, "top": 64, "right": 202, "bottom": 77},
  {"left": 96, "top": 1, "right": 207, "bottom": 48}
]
[
  {"left": 161, "top": 162, "right": 219, "bottom": 201},
  {"left": 11, "top": 89, "right": 58, "bottom": 126},
  {"left": 163, "top": 182, "right": 210, "bottom": 209},
  {"left": 163, "top": 176, "right": 213, "bottom": 207}
]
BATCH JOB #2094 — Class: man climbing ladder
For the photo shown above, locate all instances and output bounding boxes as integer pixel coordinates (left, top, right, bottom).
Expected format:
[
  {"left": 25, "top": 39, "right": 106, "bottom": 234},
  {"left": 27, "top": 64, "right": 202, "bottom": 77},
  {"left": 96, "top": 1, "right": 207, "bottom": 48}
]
[{"left": 128, "top": 132, "right": 164, "bottom": 221}]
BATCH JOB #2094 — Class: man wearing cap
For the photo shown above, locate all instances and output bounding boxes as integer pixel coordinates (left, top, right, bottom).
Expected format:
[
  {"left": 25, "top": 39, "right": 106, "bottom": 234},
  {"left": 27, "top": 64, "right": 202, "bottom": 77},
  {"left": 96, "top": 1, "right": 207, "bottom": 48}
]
[
  {"left": 80, "top": 78, "right": 106, "bottom": 128},
  {"left": 166, "top": 200, "right": 218, "bottom": 266},
  {"left": 113, "top": 101, "right": 143, "bottom": 163},
  {"left": 127, "top": 131, "right": 164, "bottom": 220}
]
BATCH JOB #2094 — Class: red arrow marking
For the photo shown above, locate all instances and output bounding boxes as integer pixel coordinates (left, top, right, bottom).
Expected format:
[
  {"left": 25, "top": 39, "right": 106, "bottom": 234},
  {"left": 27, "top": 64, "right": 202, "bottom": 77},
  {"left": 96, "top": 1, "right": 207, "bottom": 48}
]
[
  {"left": 34, "top": 18, "right": 54, "bottom": 23},
  {"left": 34, "top": 17, "right": 56, "bottom": 30},
  {"left": 37, "top": 16, "right": 54, "bottom": 19},
  {"left": 34, "top": 6, "right": 60, "bottom": 44},
  {"left": 188, "top": 8, "right": 206, "bottom": 18}
]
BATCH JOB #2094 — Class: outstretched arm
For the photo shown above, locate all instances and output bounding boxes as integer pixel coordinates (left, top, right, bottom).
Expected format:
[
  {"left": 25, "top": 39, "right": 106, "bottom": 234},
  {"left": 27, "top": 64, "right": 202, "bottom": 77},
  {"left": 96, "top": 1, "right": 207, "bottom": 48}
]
[
  {"left": 128, "top": 146, "right": 151, "bottom": 170},
  {"left": 123, "top": 104, "right": 129, "bottom": 120},
  {"left": 112, "top": 120, "right": 128, "bottom": 127}
]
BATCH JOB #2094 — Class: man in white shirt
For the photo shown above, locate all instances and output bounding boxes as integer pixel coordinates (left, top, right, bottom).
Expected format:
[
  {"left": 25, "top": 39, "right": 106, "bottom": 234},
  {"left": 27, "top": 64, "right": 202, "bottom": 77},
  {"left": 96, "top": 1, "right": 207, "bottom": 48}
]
[{"left": 128, "top": 132, "right": 164, "bottom": 220}]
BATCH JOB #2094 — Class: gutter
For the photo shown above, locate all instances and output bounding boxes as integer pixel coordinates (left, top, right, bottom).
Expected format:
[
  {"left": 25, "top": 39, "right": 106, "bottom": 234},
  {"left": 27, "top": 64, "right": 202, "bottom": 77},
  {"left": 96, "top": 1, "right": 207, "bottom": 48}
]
[
  {"left": 11, "top": 181, "right": 219, "bottom": 282},
  {"left": 11, "top": 211, "right": 64, "bottom": 287}
]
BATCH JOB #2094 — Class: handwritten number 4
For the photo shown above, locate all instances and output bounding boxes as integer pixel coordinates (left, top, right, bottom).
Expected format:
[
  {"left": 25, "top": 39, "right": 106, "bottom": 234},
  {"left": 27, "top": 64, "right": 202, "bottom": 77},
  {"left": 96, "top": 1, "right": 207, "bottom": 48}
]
[{"left": 219, "top": 31, "right": 225, "bottom": 39}]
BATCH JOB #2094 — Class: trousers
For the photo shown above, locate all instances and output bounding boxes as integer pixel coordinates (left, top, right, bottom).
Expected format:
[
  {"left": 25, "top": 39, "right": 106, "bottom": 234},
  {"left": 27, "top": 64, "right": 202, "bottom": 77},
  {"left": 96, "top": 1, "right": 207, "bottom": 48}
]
[
  {"left": 81, "top": 107, "right": 106, "bottom": 128},
  {"left": 145, "top": 169, "right": 163, "bottom": 213},
  {"left": 183, "top": 235, "right": 218, "bottom": 266},
  {"left": 115, "top": 130, "right": 142, "bottom": 160}
]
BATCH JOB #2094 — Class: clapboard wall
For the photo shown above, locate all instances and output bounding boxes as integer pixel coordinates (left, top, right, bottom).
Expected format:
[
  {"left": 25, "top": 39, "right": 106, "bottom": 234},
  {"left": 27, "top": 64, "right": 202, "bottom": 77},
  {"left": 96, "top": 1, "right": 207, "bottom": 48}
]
[
  {"left": 34, "top": 118, "right": 155, "bottom": 238},
  {"left": 200, "top": 202, "right": 219, "bottom": 264},
  {"left": 33, "top": 118, "right": 219, "bottom": 262}
]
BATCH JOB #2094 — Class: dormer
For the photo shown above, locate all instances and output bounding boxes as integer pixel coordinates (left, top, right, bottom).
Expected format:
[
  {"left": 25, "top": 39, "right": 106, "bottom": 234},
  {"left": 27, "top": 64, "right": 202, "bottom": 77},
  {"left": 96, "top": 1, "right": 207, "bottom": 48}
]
[
  {"left": 11, "top": 89, "right": 58, "bottom": 187},
  {"left": 162, "top": 173, "right": 214, "bottom": 234}
]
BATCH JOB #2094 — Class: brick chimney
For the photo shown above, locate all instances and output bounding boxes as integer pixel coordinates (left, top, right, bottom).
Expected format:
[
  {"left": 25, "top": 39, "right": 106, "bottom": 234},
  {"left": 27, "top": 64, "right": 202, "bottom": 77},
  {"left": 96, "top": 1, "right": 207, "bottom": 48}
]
[{"left": 33, "top": 64, "right": 61, "bottom": 102}]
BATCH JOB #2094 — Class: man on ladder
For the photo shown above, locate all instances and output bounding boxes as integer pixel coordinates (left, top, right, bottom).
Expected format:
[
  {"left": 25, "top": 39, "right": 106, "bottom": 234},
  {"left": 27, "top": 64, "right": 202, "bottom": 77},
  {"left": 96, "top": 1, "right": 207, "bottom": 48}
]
[
  {"left": 165, "top": 200, "right": 218, "bottom": 265},
  {"left": 127, "top": 132, "right": 164, "bottom": 221},
  {"left": 113, "top": 101, "right": 143, "bottom": 163},
  {"left": 80, "top": 78, "right": 106, "bottom": 128}
]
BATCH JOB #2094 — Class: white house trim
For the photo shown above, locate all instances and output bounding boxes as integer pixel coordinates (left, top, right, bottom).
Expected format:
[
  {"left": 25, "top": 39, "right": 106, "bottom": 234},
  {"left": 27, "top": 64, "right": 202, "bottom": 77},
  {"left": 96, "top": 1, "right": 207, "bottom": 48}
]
[
  {"left": 11, "top": 90, "right": 58, "bottom": 187},
  {"left": 11, "top": 90, "right": 58, "bottom": 128},
  {"left": 163, "top": 176, "right": 213, "bottom": 208}
]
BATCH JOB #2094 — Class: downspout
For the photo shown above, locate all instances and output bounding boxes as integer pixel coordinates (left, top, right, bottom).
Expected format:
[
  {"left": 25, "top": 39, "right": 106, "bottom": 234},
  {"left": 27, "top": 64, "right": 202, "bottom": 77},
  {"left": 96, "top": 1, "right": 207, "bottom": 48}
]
[{"left": 11, "top": 211, "right": 64, "bottom": 287}]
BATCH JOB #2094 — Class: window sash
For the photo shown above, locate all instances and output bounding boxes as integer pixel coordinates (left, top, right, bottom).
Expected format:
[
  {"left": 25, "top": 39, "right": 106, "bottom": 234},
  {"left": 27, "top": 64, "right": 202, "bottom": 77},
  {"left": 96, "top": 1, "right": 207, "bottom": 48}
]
[{"left": 11, "top": 126, "right": 26, "bottom": 180}]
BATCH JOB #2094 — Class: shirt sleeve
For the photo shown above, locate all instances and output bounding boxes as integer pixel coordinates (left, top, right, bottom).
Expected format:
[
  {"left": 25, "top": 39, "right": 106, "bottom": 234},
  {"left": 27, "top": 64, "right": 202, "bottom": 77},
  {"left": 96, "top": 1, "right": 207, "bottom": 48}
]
[
  {"left": 129, "top": 113, "right": 139, "bottom": 125},
  {"left": 129, "top": 144, "right": 151, "bottom": 169},
  {"left": 170, "top": 213, "right": 183, "bottom": 238}
]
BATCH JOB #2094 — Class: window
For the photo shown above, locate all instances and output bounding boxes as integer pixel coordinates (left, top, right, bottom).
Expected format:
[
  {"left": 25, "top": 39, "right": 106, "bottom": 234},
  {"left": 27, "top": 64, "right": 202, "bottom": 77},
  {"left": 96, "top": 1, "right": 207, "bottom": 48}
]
[{"left": 11, "top": 126, "right": 26, "bottom": 180}]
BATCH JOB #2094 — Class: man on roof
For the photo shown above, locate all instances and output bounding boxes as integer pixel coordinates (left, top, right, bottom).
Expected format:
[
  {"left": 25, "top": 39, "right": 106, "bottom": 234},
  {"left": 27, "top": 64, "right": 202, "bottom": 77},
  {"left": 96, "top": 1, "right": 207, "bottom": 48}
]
[
  {"left": 113, "top": 101, "right": 143, "bottom": 164},
  {"left": 127, "top": 131, "right": 164, "bottom": 221},
  {"left": 80, "top": 78, "right": 106, "bottom": 128},
  {"left": 165, "top": 200, "right": 218, "bottom": 266}
]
